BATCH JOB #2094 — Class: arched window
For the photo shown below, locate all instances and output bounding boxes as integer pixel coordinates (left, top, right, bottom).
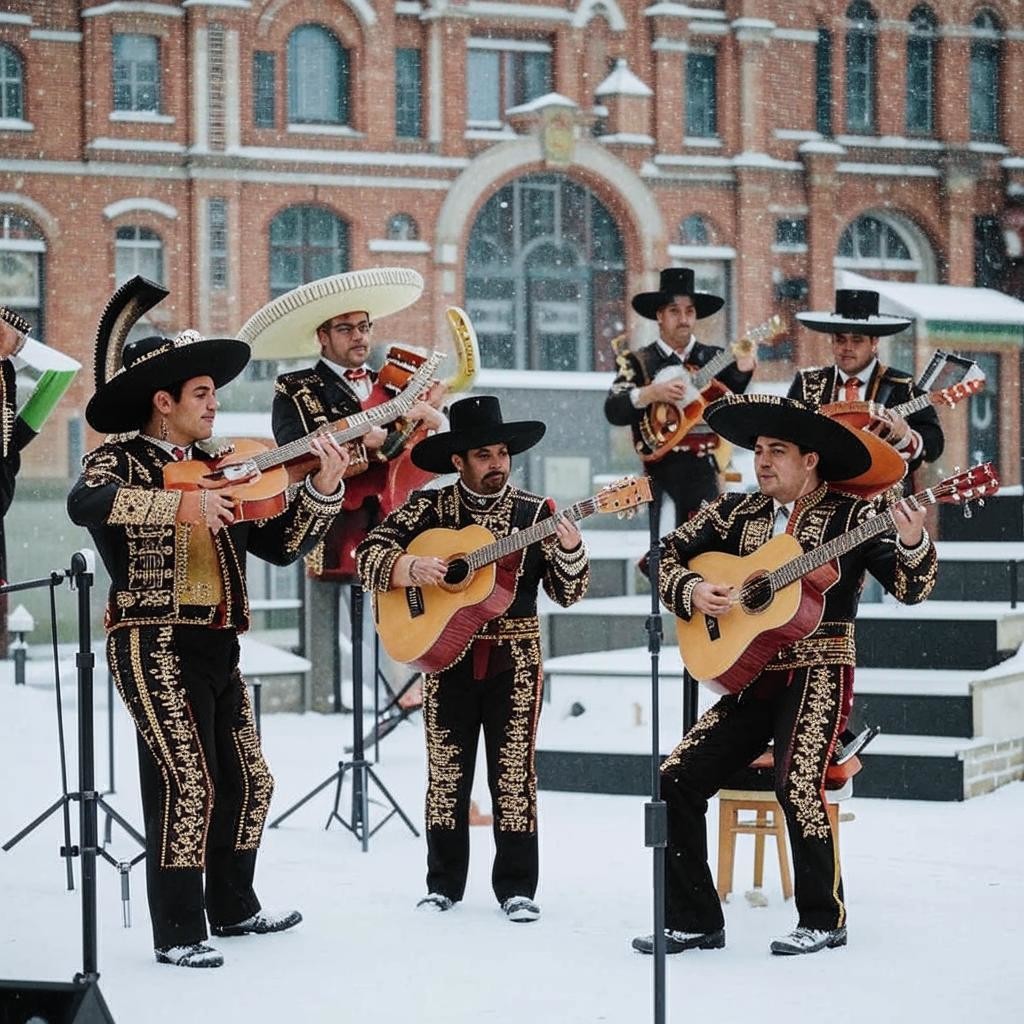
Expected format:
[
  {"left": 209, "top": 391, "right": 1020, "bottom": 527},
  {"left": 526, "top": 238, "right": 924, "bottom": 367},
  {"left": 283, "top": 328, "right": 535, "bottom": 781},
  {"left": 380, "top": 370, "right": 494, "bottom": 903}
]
[
  {"left": 835, "top": 211, "right": 936, "bottom": 281},
  {"left": 115, "top": 226, "right": 164, "bottom": 286},
  {"left": 906, "top": 6, "right": 937, "bottom": 135},
  {"left": 287, "top": 25, "right": 350, "bottom": 125},
  {"left": 269, "top": 206, "right": 348, "bottom": 298},
  {"left": 0, "top": 44, "right": 24, "bottom": 120},
  {"left": 678, "top": 214, "right": 711, "bottom": 247},
  {"left": 0, "top": 212, "right": 45, "bottom": 338},
  {"left": 845, "top": 2, "right": 876, "bottom": 133},
  {"left": 970, "top": 10, "right": 1001, "bottom": 140},
  {"left": 465, "top": 174, "right": 625, "bottom": 371},
  {"left": 386, "top": 213, "right": 419, "bottom": 242}
]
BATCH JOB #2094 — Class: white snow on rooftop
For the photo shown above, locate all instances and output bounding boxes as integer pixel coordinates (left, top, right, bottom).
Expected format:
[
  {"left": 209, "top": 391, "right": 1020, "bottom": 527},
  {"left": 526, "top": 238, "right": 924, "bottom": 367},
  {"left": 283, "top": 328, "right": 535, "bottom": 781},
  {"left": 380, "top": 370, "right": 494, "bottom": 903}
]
[
  {"left": 595, "top": 58, "right": 653, "bottom": 98},
  {"left": 841, "top": 271, "right": 1024, "bottom": 327}
]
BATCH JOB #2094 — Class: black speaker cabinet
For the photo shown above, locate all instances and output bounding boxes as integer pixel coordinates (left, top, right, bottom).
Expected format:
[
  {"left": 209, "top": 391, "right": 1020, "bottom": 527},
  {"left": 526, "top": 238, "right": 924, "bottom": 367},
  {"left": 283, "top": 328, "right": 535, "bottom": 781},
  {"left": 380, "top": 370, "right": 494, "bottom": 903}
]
[{"left": 0, "top": 980, "right": 114, "bottom": 1024}]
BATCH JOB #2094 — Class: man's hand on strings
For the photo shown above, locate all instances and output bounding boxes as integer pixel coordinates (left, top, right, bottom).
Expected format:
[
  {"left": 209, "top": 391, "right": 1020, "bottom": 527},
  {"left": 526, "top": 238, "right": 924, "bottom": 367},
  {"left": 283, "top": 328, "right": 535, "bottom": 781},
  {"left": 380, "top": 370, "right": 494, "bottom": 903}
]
[
  {"left": 553, "top": 513, "right": 581, "bottom": 551},
  {"left": 394, "top": 553, "right": 448, "bottom": 588},
  {"left": 176, "top": 488, "right": 236, "bottom": 534},
  {"left": 892, "top": 499, "right": 926, "bottom": 548},
  {"left": 692, "top": 581, "right": 736, "bottom": 617},
  {"left": 309, "top": 432, "right": 350, "bottom": 496}
]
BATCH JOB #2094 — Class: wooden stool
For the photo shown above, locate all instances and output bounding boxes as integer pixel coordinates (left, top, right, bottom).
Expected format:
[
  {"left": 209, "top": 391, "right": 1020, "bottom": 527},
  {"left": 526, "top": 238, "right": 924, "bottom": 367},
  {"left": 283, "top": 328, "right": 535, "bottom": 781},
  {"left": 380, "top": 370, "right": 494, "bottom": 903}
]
[{"left": 715, "top": 754, "right": 858, "bottom": 903}]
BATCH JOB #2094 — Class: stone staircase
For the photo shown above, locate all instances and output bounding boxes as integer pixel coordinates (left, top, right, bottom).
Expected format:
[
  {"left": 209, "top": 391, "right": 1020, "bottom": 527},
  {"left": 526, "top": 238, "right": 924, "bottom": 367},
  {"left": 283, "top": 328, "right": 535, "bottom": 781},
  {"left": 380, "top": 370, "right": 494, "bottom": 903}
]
[{"left": 536, "top": 499, "right": 1024, "bottom": 801}]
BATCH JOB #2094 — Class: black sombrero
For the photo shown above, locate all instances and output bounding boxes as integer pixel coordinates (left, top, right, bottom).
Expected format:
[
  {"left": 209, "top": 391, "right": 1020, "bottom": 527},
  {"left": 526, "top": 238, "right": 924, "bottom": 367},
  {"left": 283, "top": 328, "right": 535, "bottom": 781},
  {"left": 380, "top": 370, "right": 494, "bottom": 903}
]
[
  {"left": 631, "top": 267, "right": 724, "bottom": 321},
  {"left": 703, "top": 393, "right": 872, "bottom": 481},
  {"left": 410, "top": 395, "right": 545, "bottom": 474},
  {"left": 796, "top": 289, "right": 913, "bottom": 337},
  {"left": 86, "top": 276, "right": 250, "bottom": 434}
]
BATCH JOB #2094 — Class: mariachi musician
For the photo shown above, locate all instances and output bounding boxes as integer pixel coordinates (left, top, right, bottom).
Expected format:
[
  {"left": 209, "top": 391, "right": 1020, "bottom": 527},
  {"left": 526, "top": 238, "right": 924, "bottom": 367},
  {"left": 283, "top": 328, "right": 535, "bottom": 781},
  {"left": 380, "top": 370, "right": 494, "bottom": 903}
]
[
  {"left": 67, "top": 276, "right": 348, "bottom": 968},
  {"left": 235, "top": 268, "right": 448, "bottom": 583},
  {"left": 788, "top": 289, "right": 943, "bottom": 475},
  {"left": 605, "top": 268, "right": 756, "bottom": 528},
  {"left": 632, "top": 394, "right": 937, "bottom": 959}
]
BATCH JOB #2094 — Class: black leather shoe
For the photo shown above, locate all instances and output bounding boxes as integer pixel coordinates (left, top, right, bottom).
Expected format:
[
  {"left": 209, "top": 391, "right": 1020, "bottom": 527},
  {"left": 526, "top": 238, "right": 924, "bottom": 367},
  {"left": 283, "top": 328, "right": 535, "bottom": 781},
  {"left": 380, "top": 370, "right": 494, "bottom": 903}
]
[
  {"left": 632, "top": 928, "right": 725, "bottom": 955},
  {"left": 155, "top": 942, "right": 224, "bottom": 968},
  {"left": 211, "top": 909, "right": 302, "bottom": 937},
  {"left": 770, "top": 925, "right": 847, "bottom": 955}
]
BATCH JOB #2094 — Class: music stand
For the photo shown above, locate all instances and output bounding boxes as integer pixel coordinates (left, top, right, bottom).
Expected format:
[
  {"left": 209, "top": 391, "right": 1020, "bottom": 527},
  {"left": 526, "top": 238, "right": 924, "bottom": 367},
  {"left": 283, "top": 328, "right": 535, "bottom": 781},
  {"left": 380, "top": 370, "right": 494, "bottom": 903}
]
[
  {"left": 2, "top": 553, "right": 145, "bottom": 923},
  {"left": 269, "top": 584, "right": 419, "bottom": 850}
]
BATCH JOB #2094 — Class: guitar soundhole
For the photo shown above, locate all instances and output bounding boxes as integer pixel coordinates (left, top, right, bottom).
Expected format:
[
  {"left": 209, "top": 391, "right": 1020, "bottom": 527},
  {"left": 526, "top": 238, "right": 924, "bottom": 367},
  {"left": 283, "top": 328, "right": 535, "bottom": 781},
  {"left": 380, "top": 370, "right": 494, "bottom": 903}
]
[
  {"left": 444, "top": 559, "right": 470, "bottom": 586},
  {"left": 741, "top": 572, "right": 774, "bottom": 614}
]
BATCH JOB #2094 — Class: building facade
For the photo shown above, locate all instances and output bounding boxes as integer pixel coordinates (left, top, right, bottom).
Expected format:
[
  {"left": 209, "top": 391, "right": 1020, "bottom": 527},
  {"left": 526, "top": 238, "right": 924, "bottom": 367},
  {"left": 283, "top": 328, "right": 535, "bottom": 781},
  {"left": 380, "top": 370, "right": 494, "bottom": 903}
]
[{"left": 1, "top": 0, "right": 1023, "bottom": 488}]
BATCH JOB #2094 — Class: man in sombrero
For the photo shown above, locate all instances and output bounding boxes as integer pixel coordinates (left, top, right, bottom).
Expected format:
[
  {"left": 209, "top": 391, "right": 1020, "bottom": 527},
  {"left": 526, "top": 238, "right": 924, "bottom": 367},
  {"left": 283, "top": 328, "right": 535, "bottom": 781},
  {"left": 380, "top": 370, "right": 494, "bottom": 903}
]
[
  {"left": 68, "top": 277, "right": 349, "bottom": 969},
  {"left": 356, "top": 396, "right": 590, "bottom": 923},
  {"left": 788, "top": 288, "right": 943, "bottom": 473},
  {"left": 605, "top": 267, "right": 756, "bottom": 528},
  {"left": 238, "top": 268, "right": 447, "bottom": 581},
  {"left": 631, "top": 394, "right": 936, "bottom": 958}
]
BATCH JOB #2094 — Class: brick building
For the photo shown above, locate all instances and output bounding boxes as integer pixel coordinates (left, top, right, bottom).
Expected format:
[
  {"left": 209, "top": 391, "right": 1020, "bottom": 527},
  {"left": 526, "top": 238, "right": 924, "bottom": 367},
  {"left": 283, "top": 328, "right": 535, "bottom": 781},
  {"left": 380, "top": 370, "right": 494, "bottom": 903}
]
[{"left": 1, "top": 0, "right": 1023, "bottom": 489}]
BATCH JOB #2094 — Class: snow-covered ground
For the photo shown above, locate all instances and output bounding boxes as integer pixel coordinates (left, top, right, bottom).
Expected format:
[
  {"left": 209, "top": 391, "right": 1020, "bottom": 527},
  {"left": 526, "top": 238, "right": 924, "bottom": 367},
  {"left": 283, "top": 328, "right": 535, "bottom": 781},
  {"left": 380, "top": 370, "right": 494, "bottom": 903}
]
[{"left": 1, "top": 654, "right": 1022, "bottom": 1024}]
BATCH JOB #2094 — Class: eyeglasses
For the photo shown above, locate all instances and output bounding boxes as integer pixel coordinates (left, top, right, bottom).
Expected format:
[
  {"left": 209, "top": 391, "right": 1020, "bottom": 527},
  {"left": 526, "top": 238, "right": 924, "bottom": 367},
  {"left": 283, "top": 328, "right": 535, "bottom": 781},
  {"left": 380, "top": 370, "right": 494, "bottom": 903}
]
[{"left": 328, "top": 320, "right": 374, "bottom": 337}]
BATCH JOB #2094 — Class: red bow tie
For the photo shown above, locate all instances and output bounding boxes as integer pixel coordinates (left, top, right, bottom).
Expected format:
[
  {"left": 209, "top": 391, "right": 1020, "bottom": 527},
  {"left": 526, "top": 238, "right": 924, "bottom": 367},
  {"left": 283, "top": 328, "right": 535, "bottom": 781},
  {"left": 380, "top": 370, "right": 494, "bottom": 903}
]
[
  {"left": 343, "top": 367, "right": 369, "bottom": 381},
  {"left": 171, "top": 446, "right": 187, "bottom": 461}
]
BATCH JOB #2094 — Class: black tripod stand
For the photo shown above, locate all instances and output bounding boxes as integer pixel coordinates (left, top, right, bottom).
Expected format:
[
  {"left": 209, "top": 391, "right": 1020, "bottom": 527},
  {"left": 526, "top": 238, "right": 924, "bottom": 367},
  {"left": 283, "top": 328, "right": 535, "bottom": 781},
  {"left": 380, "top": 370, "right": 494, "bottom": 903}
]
[
  {"left": 641, "top": 486, "right": 669, "bottom": 1024},
  {"left": 2, "top": 553, "right": 145, "bottom": 919},
  {"left": 270, "top": 585, "right": 419, "bottom": 850},
  {"left": 0, "top": 552, "right": 117, "bottom": 1020}
]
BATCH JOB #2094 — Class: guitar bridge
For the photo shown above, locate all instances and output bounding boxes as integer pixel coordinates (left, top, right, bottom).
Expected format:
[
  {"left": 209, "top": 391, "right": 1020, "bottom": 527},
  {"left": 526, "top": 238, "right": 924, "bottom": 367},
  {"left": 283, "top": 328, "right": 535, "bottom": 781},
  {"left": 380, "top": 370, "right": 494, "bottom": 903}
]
[
  {"left": 405, "top": 586, "right": 425, "bottom": 619},
  {"left": 704, "top": 614, "right": 720, "bottom": 642}
]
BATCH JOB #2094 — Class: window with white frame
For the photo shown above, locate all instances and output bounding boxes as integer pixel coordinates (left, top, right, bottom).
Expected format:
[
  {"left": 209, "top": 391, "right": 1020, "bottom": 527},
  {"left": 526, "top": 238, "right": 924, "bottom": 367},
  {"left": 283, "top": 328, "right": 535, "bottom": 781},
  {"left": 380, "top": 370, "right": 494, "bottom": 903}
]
[
  {"left": 0, "top": 44, "right": 24, "bottom": 121},
  {"left": 115, "top": 226, "right": 164, "bottom": 285},
  {"left": 845, "top": 2, "right": 876, "bottom": 133},
  {"left": 113, "top": 34, "right": 161, "bottom": 113},
  {"left": 466, "top": 38, "right": 552, "bottom": 128},
  {"left": 395, "top": 47, "right": 422, "bottom": 138},
  {"left": 269, "top": 205, "right": 348, "bottom": 298},
  {"left": 969, "top": 10, "right": 1001, "bottom": 140},
  {"left": 386, "top": 213, "right": 419, "bottom": 241},
  {"left": 685, "top": 52, "right": 717, "bottom": 138},
  {"left": 252, "top": 50, "right": 276, "bottom": 128},
  {"left": 906, "top": 5, "right": 936, "bottom": 136},
  {"left": 287, "top": 24, "right": 350, "bottom": 125},
  {"left": 815, "top": 28, "right": 832, "bottom": 137},
  {"left": 208, "top": 199, "right": 228, "bottom": 291},
  {"left": 0, "top": 211, "right": 44, "bottom": 338}
]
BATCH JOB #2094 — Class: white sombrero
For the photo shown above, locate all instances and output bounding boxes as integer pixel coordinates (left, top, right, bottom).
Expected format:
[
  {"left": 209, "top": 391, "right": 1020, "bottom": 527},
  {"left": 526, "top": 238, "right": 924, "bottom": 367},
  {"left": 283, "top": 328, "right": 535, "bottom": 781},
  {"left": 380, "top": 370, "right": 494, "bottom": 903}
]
[{"left": 238, "top": 267, "right": 424, "bottom": 360}]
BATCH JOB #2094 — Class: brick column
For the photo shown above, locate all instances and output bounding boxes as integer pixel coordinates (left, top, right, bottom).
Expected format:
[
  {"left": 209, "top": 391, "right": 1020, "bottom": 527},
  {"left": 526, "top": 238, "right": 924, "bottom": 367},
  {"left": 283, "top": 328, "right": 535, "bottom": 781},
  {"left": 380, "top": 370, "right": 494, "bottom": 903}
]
[
  {"left": 734, "top": 20, "right": 773, "bottom": 154},
  {"left": 936, "top": 34, "right": 970, "bottom": 146},
  {"left": 652, "top": 42, "right": 684, "bottom": 153},
  {"left": 876, "top": 23, "right": 904, "bottom": 137},
  {"left": 734, "top": 166, "right": 777, "bottom": 333},
  {"left": 425, "top": 12, "right": 469, "bottom": 157},
  {"left": 942, "top": 151, "right": 981, "bottom": 286}
]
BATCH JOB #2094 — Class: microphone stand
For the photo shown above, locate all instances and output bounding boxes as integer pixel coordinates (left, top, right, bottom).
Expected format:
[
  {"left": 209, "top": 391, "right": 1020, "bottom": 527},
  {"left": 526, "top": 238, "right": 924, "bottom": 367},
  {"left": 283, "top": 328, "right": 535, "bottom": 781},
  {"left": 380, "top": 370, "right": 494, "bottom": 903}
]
[{"left": 643, "top": 485, "right": 667, "bottom": 1024}]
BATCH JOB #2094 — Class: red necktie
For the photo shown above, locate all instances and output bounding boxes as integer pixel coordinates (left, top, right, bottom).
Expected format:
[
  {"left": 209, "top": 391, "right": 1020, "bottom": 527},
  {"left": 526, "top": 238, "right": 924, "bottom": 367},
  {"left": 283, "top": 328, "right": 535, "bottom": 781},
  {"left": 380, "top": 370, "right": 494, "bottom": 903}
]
[
  {"left": 171, "top": 446, "right": 187, "bottom": 461},
  {"left": 344, "top": 367, "right": 368, "bottom": 382},
  {"left": 842, "top": 377, "right": 861, "bottom": 401}
]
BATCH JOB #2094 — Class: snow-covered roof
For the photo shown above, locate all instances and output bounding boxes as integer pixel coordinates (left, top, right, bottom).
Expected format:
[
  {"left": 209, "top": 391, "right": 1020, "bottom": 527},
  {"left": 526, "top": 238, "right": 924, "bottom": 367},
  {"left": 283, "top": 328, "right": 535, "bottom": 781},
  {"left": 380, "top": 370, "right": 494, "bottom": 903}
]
[
  {"left": 595, "top": 58, "right": 653, "bottom": 99},
  {"left": 840, "top": 271, "right": 1024, "bottom": 327},
  {"left": 504, "top": 92, "right": 578, "bottom": 116}
]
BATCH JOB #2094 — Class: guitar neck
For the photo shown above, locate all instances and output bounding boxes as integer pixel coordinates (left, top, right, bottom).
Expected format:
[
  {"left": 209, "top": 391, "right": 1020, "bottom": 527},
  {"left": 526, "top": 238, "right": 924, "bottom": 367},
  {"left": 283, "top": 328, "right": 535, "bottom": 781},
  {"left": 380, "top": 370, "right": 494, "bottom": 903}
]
[
  {"left": 890, "top": 392, "right": 930, "bottom": 419},
  {"left": 691, "top": 349, "right": 732, "bottom": 391},
  {"left": 251, "top": 354, "right": 442, "bottom": 473},
  {"left": 769, "top": 494, "right": 929, "bottom": 589},
  {"left": 464, "top": 497, "right": 595, "bottom": 571}
]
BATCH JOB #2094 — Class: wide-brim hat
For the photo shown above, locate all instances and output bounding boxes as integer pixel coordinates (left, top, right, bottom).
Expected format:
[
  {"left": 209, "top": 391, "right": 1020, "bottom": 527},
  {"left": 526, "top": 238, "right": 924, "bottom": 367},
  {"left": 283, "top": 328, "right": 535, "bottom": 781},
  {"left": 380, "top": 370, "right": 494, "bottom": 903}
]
[
  {"left": 87, "top": 276, "right": 249, "bottom": 433},
  {"left": 238, "top": 268, "right": 424, "bottom": 360},
  {"left": 796, "top": 289, "right": 913, "bottom": 337},
  {"left": 703, "top": 394, "right": 872, "bottom": 481},
  {"left": 631, "top": 267, "right": 724, "bottom": 321},
  {"left": 411, "top": 395, "right": 545, "bottom": 474}
]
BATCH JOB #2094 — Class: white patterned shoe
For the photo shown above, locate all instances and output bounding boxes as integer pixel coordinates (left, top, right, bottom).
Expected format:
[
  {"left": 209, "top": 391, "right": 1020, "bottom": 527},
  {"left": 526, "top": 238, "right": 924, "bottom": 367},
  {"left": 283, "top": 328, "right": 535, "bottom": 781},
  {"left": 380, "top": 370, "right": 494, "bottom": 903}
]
[
  {"left": 501, "top": 896, "right": 540, "bottom": 922},
  {"left": 416, "top": 893, "right": 455, "bottom": 912},
  {"left": 770, "top": 925, "right": 847, "bottom": 956},
  {"left": 155, "top": 942, "right": 224, "bottom": 968}
]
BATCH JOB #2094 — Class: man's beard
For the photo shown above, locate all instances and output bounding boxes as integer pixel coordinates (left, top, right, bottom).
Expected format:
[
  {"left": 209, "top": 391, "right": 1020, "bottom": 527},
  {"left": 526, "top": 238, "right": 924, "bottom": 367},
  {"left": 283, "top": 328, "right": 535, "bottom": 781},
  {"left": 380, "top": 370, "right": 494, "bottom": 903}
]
[{"left": 480, "top": 471, "right": 507, "bottom": 494}]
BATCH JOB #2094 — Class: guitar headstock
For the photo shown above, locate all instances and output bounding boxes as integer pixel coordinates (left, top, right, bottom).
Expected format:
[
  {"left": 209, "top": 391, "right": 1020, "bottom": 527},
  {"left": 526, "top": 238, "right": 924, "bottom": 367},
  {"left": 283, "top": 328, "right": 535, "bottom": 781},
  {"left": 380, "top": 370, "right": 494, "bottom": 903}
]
[
  {"left": 931, "top": 462, "right": 1000, "bottom": 506},
  {"left": 932, "top": 375, "right": 986, "bottom": 407},
  {"left": 595, "top": 476, "right": 654, "bottom": 518},
  {"left": 733, "top": 315, "right": 785, "bottom": 356},
  {"left": 398, "top": 350, "right": 446, "bottom": 403}
]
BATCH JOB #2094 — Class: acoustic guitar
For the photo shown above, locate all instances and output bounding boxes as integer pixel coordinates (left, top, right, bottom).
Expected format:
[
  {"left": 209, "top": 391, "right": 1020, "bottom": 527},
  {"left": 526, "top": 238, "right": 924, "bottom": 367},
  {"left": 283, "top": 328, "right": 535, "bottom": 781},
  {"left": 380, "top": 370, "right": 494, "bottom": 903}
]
[
  {"left": 373, "top": 476, "right": 653, "bottom": 673},
  {"left": 163, "top": 351, "right": 443, "bottom": 521},
  {"left": 822, "top": 376, "right": 986, "bottom": 498},
  {"left": 675, "top": 463, "right": 998, "bottom": 694},
  {"left": 638, "top": 316, "right": 785, "bottom": 463}
]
